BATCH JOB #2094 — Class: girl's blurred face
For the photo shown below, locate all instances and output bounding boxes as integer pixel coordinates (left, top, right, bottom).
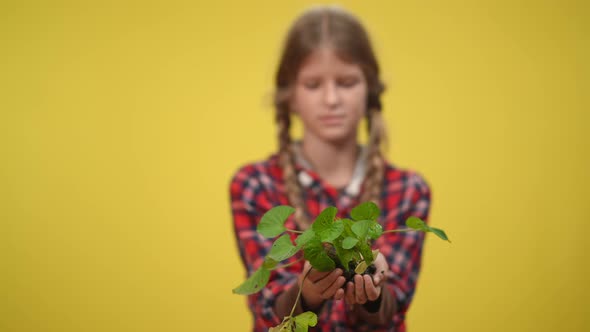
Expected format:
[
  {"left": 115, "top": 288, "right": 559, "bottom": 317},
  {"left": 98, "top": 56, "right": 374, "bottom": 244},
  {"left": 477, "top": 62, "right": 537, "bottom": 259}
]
[{"left": 290, "top": 47, "right": 368, "bottom": 144}]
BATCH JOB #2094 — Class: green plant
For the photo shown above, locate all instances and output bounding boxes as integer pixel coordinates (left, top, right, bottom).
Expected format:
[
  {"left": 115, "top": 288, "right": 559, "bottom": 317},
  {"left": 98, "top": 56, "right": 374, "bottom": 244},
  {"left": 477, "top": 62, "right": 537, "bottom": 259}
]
[{"left": 232, "top": 202, "right": 450, "bottom": 331}]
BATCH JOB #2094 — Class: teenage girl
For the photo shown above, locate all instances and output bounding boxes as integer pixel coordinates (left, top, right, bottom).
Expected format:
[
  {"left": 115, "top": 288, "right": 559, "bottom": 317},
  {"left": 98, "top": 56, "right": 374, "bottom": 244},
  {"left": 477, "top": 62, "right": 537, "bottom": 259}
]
[{"left": 230, "top": 5, "right": 431, "bottom": 332}]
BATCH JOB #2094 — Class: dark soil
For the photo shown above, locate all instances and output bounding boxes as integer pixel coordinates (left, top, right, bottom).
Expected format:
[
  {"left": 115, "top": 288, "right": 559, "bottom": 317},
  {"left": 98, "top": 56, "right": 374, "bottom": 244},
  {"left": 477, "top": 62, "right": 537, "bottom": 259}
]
[
  {"left": 324, "top": 244, "right": 379, "bottom": 284},
  {"left": 338, "top": 261, "right": 377, "bottom": 283}
]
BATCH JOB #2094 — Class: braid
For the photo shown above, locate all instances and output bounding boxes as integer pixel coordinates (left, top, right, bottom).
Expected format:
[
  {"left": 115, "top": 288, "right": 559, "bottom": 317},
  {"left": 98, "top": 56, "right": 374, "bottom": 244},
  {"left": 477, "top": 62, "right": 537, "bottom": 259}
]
[
  {"left": 360, "top": 107, "right": 387, "bottom": 206},
  {"left": 276, "top": 105, "right": 311, "bottom": 228}
]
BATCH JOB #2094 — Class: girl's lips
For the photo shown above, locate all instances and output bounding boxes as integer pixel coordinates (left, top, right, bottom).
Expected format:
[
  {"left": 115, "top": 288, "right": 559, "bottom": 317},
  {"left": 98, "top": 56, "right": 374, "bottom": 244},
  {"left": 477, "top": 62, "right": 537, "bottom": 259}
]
[{"left": 319, "top": 115, "right": 345, "bottom": 125}]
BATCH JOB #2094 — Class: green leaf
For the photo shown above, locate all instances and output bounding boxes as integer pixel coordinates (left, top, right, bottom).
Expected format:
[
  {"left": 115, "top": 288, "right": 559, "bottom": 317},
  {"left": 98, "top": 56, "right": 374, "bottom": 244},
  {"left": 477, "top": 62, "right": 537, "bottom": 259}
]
[
  {"left": 429, "top": 226, "right": 451, "bottom": 242},
  {"left": 358, "top": 242, "right": 374, "bottom": 265},
  {"left": 294, "top": 311, "right": 318, "bottom": 332},
  {"left": 319, "top": 220, "right": 344, "bottom": 243},
  {"left": 257, "top": 206, "right": 295, "bottom": 238},
  {"left": 295, "top": 229, "right": 316, "bottom": 248},
  {"left": 406, "top": 216, "right": 427, "bottom": 231},
  {"left": 270, "top": 318, "right": 293, "bottom": 332},
  {"left": 355, "top": 261, "right": 368, "bottom": 274},
  {"left": 351, "top": 220, "right": 373, "bottom": 239},
  {"left": 268, "top": 234, "right": 299, "bottom": 262},
  {"left": 263, "top": 257, "right": 278, "bottom": 269},
  {"left": 312, "top": 207, "right": 337, "bottom": 230},
  {"left": 341, "top": 218, "right": 355, "bottom": 237},
  {"left": 303, "top": 236, "right": 335, "bottom": 272},
  {"left": 368, "top": 222, "right": 383, "bottom": 240},
  {"left": 334, "top": 243, "right": 354, "bottom": 270},
  {"left": 232, "top": 267, "right": 271, "bottom": 295},
  {"left": 311, "top": 207, "right": 343, "bottom": 242},
  {"left": 351, "top": 201, "right": 380, "bottom": 221},
  {"left": 342, "top": 237, "right": 359, "bottom": 249}
]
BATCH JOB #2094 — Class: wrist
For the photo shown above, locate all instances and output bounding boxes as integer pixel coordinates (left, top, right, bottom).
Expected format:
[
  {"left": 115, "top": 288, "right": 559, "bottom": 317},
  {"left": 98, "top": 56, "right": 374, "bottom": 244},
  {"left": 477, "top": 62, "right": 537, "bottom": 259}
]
[
  {"left": 301, "top": 291, "right": 325, "bottom": 311},
  {"left": 362, "top": 291, "right": 383, "bottom": 313}
]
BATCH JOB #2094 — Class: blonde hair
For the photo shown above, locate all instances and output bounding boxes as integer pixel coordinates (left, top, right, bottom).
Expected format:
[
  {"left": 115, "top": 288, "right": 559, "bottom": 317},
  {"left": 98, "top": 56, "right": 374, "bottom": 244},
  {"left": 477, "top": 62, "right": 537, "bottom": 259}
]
[{"left": 274, "top": 6, "right": 387, "bottom": 227}]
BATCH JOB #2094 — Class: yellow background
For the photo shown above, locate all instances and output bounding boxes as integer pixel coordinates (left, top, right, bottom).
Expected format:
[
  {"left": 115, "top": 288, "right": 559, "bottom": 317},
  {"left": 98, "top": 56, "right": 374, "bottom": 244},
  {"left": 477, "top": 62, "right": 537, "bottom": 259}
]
[{"left": 1, "top": 1, "right": 589, "bottom": 331}]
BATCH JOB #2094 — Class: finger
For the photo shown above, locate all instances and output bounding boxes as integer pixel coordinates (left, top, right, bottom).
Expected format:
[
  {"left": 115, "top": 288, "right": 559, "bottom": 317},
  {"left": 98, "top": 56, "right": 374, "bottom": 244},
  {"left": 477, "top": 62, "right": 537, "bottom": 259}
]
[
  {"left": 320, "top": 276, "right": 346, "bottom": 299},
  {"left": 298, "top": 261, "right": 311, "bottom": 286},
  {"left": 374, "top": 270, "right": 387, "bottom": 287},
  {"left": 315, "top": 269, "right": 342, "bottom": 290},
  {"left": 307, "top": 269, "right": 332, "bottom": 283},
  {"left": 372, "top": 273, "right": 380, "bottom": 286},
  {"left": 372, "top": 270, "right": 385, "bottom": 286},
  {"left": 354, "top": 274, "right": 367, "bottom": 304},
  {"left": 300, "top": 261, "right": 313, "bottom": 278},
  {"left": 333, "top": 287, "right": 345, "bottom": 301},
  {"left": 364, "top": 274, "right": 381, "bottom": 301},
  {"left": 374, "top": 253, "right": 389, "bottom": 272},
  {"left": 345, "top": 281, "right": 355, "bottom": 305},
  {"left": 302, "top": 261, "right": 311, "bottom": 272}
]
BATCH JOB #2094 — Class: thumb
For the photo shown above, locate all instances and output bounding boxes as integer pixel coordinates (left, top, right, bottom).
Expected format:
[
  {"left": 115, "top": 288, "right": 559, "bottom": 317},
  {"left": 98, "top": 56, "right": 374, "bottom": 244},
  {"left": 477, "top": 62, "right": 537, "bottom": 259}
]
[{"left": 298, "top": 261, "right": 312, "bottom": 285}]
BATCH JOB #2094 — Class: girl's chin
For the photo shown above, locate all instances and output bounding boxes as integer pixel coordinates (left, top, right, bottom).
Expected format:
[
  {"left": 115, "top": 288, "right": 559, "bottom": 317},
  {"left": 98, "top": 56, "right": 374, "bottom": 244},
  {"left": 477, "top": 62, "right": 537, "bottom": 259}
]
[{"left": 317, "top": 131, "right": 357, "bottom": 145}]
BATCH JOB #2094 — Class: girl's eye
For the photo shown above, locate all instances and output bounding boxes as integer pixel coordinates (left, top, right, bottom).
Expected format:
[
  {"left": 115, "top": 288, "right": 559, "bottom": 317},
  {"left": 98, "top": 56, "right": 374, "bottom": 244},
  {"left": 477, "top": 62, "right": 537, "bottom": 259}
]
[
  {"left": 303, "top": 81, "right": 320, "bottom": 90},
  {"left": 338, "top": 78, "right": 359, "bottom": 88}
]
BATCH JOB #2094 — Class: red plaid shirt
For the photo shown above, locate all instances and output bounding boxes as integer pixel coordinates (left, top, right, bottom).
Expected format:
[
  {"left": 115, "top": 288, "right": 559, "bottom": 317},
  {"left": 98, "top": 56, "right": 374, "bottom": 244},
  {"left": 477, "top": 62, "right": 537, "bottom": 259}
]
[{"left": 230, "top": 147, "right": 431, "bottom": 332}]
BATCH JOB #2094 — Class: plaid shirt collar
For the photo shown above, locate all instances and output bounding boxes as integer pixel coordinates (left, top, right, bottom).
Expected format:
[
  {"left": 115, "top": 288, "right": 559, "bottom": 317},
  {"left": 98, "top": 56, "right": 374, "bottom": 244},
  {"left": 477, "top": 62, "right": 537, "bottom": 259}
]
[{"left": 291, "top": 140, "right": 368, "bottom": 196}]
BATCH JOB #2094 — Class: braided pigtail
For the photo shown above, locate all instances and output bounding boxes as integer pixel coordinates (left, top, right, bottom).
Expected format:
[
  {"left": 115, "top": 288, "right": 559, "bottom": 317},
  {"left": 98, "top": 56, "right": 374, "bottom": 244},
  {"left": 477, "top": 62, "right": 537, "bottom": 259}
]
[
  {"left": 360, "top": 85, "right": 388, "bottom": 205},
  {"left": 275, "top": 95, "right": 310, "bottom": 228}
]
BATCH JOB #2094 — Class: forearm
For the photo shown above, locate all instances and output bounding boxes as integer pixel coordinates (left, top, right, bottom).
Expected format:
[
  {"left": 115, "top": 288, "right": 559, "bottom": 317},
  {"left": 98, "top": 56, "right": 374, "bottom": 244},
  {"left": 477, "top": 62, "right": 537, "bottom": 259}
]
[
  {"left": 274, "top": 283, "right": 304, "bottom": 319},
  {"left": 354, "top": 286, "right": 397, "bottom": 326}
]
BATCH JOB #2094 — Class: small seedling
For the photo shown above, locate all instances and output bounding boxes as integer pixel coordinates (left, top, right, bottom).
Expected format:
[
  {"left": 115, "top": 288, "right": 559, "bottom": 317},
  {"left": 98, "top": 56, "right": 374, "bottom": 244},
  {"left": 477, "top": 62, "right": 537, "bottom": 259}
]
[{"left": 233, "top": 202, "right": 450, "bottom": 331}]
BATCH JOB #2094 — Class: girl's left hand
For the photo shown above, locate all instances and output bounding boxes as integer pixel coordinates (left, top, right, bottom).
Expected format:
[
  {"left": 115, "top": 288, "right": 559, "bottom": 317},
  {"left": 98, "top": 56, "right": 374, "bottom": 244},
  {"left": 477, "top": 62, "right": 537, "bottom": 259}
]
[{"left": 344, "top": 252, "right": 388, "bottom": 305}]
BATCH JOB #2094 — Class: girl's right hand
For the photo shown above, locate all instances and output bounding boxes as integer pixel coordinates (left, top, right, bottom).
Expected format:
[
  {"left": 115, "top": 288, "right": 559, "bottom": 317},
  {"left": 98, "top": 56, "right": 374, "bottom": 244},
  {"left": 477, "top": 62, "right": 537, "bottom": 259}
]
[{"left": 298, "top": 261, "right": 346, "bottom": 310}]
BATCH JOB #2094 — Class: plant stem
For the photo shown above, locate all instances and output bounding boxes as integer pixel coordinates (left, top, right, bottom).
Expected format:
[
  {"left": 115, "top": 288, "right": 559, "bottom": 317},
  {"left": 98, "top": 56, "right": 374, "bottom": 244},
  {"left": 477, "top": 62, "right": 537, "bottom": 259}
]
[
  {"left": 285, "top": 228, "right": 304, "bottom": 234},
  {"left": 272, "top": 257, "right": 304, "bottom": 270},
  {"left": 290, "top": 267, "right": 313, "bottom": 318},
  {"left": 382, "top": 228, "right": 415, "bottom": 234}
]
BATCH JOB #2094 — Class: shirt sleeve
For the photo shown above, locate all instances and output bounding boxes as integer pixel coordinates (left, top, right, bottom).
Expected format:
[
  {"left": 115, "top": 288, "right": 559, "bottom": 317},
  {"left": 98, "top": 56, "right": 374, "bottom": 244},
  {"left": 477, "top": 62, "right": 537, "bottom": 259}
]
[
  {"left": 229, "top": 166, "right": 299, "bottom": 329},
  {"left": 376, "top": 171, "right": 432, "bottom": 325}
]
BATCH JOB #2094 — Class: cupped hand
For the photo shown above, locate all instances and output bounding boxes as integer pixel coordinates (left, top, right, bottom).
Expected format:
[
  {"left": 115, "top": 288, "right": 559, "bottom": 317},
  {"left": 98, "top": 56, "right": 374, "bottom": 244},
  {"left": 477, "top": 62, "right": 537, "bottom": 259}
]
[
  {"left": 298, "top": 261, "right": 346, "bottom": 309},
  {"left": 344, "top": 252, "right": 389, "bottom": 305}
]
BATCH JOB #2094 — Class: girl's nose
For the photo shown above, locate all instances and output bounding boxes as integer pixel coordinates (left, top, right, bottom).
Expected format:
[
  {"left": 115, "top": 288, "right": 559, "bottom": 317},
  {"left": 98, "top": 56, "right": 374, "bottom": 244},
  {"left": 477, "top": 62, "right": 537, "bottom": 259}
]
[{"left": 323, "top": 81, "right": 340, "bottom": 107}]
